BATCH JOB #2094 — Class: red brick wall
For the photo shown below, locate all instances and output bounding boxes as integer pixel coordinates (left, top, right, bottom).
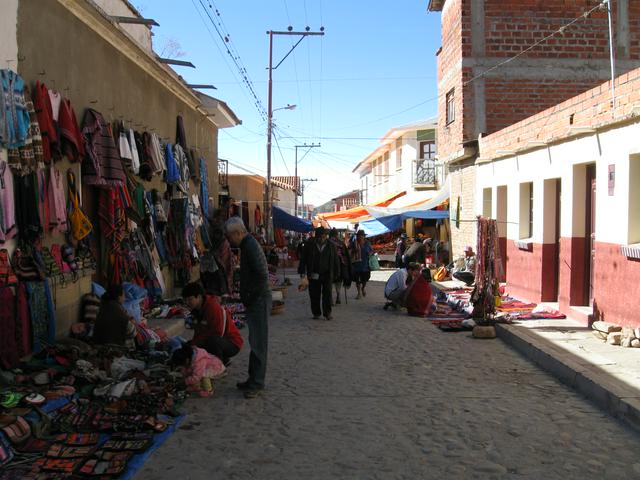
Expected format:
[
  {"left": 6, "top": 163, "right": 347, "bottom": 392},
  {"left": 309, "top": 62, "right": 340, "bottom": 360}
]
[
  {"left": 483, "top": 79, "right": 601, "bottom": 135},
  {"left": 484, "top": 1, "right": 613, "bottom": 59},
  {"left": 436, "top": 0, "right": 468, "bottom": 162},
  {"left": 480, "top": 66, "right": 640, "bottom": 159},
  {"left": 436, "top": 0, "right": 640, "bottom": 162}
]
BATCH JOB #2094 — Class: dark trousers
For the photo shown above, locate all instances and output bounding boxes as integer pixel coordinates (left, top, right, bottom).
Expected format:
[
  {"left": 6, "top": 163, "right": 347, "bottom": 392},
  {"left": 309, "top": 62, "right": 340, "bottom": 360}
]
[
  {"left": 309, "top": 276, "right": 332, "bottom": 317},
  {"left": 202, "top": 336, "right": 240, "bottom": 364},
  {"left": 395, "top": 255, "right": 403, "bottom": 268},
  {"left": 245, "top": 294, "right": 271, "bottom": 388}
]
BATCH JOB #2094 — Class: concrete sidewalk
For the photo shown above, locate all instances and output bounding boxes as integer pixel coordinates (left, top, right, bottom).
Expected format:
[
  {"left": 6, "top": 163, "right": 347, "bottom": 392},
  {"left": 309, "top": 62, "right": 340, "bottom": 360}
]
[{"left": 497, "top": 317, "right": 640, "bottom": 431}]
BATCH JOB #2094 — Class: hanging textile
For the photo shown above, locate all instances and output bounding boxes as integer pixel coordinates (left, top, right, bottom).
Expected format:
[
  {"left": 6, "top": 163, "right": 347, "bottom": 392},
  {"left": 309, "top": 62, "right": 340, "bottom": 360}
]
[
  {"left": 48, "top": 89, "right": 61, "bottom": 121},
  {"left": 0, "top": 286, "right": 18, "bottom": 369},
  {"left": 147, "top": 191, "right": 167, "bottom": 263},
  {"left": 176, "top": 115, "right": 187, "bottom": 150},
  {"left": 58, "top": 98, "right": 84, "bottom": 162},
  {"left": 26, "top": 280, "right": 56, "bottom": 354},
  {"left": 16, "top": 282, "right": 31, "bottom": 358},
  {"left": 471, "top": 217, "right": 499, "bottom": 321},
  {"left": 37, "top": 169, "right": 49, "bottom": 233},
  {"left": 199, "top": 157, "right": 209, "bottom": 218},
  {"left": 81, "top": 109, "right": 125, "bottom": 187},
  {"left": 48, "top": 167, "right": 67, "bottom": 234},
  {"left": 14, "top": 171, "right": 42, "bottom": 242},
  {"left": 187, "top": 148, "right": 198, "bottom": 181},
  {"left": 32, "top": 80, "right": 58, "bottom": 162},
  {"left": 164, "top": 143, "right": 179, "bottom": 184},
  {"left": 98, "top": 188, "right": 127, "bottom": 285},
  {"left": 173, "top": 144, "right": 190, "bottom": 196},
  {"left": 0, "top": 161, "right": 16, "bottom": 243},
  {"left": 166, "top": 197, "right": 192, "bottom": 287},
  {"left": 7, "top": 85, "right": 43, "bottom": 174},
  {"left": 0, "top": 69, "right": 30, "bottom": 149}
]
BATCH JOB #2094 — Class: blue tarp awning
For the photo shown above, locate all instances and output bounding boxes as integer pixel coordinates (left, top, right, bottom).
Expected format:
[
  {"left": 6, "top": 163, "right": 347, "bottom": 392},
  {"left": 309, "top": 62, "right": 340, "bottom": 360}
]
[{"left": 272, "top": 206, "right": 313, "bottom": 233}]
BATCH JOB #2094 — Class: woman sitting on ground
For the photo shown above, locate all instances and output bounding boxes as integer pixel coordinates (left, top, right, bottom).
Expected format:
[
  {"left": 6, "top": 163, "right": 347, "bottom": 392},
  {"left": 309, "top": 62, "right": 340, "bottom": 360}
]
[
  {"left": 405, "top": 269, "right": 437, "bottom": 317},
  {"left": 92, "top": 284, "right": 137, "bottom": 348}
]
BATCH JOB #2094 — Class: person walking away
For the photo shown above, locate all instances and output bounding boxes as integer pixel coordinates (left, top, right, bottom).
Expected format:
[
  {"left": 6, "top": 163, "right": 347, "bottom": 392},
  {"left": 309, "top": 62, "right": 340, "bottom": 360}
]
[
  {"left": 329, "top": 228, "right": 352, "bottom": 305},
  {"left": 384, "top": 262, "right": 421, "bottom": 310},
  {"left": 181, "top": 282, "right": 243, "bottom": 366},
  {"left": 403, "top": 237, "right": 427, "bottom": 267},
  {"left": 299, "top": 227, "right": 339, "bottom": 320},
  {"left": 395, "top": 233, "right": 407, "bottom": 268},
  {"left": 350, "top": 229, "right": 373, "bottom": 299},
  {"left": 224, "top": 217, "right": 271, "bottom": 399}
]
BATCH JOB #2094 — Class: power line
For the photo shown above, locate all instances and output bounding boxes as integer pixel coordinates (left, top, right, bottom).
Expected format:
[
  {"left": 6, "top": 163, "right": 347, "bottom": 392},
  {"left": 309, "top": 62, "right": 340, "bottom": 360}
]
[
  {"left": 325, "top": 0, "right": 608, "bottom": 132},
  {"left": 196, "top": 0, "right": 268, "bottom": 120}
]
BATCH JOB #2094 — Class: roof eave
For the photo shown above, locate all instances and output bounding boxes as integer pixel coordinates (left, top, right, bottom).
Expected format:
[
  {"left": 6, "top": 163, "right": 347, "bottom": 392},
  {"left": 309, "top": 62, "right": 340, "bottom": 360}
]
[{"left": 428, "top": 0, "right": 445, "bottom": 12}]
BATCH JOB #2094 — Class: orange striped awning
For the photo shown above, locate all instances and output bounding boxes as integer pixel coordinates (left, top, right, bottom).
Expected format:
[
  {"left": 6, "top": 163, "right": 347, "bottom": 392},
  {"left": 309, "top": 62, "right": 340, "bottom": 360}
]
[{"left": 317, "top": 191, "right": 406, "bottom": 221}]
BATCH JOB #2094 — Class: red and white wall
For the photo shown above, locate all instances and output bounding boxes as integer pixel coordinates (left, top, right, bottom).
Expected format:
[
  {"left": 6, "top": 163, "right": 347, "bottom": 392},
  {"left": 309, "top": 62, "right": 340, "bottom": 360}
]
[{"left": 475, "top": 68, "right": 640, "bottom": 327}]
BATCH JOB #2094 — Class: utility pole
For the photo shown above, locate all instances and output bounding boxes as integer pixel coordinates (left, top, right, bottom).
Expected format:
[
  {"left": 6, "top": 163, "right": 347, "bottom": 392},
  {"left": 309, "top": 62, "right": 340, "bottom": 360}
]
[
  {"left": 266, "top": 27, "right": 324, "bottom": 240},
  {"left": 301, "top": 178, "right": 317, "bottom": 220},
  {"left": 295, "top": 143, "right": 320, "bottom": 217}
]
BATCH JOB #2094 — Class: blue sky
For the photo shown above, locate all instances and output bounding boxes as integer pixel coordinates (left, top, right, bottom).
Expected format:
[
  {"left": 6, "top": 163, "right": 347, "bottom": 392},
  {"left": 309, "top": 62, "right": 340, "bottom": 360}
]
[{"left": 133, "top": 1, "right": 442, "bottom": 206}]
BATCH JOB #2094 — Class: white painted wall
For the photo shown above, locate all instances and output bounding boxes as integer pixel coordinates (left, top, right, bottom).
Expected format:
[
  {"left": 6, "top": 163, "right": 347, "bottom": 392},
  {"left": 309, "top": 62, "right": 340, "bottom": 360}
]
[
  {"left": 93, "top": 0, "right": 153, "bottom": 51},
  {"left": 359, "top": 130, "right": 437, "bottom": 204},
  {"left": 476, "top": 121, "right": 640, "bottom": 246}
]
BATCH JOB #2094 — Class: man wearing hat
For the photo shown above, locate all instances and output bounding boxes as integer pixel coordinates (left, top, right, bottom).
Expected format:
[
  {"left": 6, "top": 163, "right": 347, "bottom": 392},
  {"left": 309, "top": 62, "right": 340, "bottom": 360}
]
[
  {"left": 298, "top": 226, "right": 340, "bottom": 320},
  {"left": 451, "top": 245, "right": 476, "bottom": 285}
]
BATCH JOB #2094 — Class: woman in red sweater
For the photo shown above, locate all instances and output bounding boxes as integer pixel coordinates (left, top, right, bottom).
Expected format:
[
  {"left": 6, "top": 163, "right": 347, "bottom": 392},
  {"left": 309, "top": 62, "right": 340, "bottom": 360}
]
[
  {"left": 405, "top": 269, "right": 436, "bottom": 317},
  {"left": 182, "top": 282, "right": 243, "bottom": 366}
]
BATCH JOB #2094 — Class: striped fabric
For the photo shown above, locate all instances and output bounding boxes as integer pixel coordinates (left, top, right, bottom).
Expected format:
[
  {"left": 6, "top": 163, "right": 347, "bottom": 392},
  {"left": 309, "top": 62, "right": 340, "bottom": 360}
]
[{"left": 81, "top": 109, "right": 125, "bottom": 187}]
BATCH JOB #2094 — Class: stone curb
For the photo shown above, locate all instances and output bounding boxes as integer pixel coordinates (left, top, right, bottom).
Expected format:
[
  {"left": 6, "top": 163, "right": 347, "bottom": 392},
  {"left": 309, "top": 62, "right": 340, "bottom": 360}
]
[{"left": 496, "top": 323, "right": 640, "bottom": 432}]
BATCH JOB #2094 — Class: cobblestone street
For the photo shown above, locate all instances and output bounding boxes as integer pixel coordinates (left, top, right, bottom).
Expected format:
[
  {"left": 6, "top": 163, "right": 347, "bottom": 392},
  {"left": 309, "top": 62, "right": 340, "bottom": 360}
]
[{"left": 137, "top": 278, "right": 640, "bottom": 479}]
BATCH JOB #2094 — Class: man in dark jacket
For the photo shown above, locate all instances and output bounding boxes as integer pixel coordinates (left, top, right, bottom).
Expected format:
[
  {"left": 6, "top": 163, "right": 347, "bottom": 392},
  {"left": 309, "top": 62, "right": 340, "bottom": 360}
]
[
  {"left": 224, "top": 216, "right": 271, "bottom": 399},
  {"left": 299, "top": 226, "right": 339, "bottom": 320}
]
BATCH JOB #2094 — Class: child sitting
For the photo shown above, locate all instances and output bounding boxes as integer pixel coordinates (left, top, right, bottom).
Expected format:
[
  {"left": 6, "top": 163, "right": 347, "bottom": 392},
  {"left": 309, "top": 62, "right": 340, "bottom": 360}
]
[{"left": 171, "top": 344, "right": 226, "bottom": 397}]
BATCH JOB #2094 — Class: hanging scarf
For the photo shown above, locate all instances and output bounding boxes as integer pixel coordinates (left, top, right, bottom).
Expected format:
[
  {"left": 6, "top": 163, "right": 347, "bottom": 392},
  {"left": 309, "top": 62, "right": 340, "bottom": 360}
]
[
  {"left": 58, "top": 98, "right": 84, "bottom": 162},
  {"left": 7, "top": 84, "right": 43, "bottom": 174},
  {"left": 81, "top": 109, "right": 125, "bottom": 187}
]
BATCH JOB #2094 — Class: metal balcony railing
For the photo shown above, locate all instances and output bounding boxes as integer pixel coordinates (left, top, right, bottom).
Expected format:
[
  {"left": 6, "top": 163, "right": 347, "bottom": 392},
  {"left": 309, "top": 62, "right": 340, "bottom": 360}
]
[{"left": 218, "top": 159, "right": 228, "bottom": 187}]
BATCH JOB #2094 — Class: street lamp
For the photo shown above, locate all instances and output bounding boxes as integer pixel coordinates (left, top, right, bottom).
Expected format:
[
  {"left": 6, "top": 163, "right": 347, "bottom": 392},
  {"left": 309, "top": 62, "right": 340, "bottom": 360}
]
[{"left": 273, "top": 104, "right": 296, "bottom": 113}]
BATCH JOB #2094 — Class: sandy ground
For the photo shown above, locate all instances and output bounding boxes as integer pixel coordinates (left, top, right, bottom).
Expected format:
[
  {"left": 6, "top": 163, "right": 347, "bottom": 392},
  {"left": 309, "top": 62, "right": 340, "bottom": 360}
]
[{"left": 136, "top": 276, "right": 640, "bottom": 480}]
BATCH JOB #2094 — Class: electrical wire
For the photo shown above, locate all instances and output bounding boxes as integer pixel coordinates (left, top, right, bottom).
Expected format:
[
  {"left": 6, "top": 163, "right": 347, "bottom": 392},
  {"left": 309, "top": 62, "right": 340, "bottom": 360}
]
[{"left": 196, "top": 0, "right": 268, "bottom": 120}]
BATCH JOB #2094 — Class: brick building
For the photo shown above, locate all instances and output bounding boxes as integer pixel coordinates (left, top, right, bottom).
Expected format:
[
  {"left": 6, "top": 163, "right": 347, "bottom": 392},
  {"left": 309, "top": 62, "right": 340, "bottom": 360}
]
[
  {"left": 476, "top": 64, "right": 640, "bottom": 328},
  {"left": 428, "top": 0, "right": 640, "bottom": 256}
]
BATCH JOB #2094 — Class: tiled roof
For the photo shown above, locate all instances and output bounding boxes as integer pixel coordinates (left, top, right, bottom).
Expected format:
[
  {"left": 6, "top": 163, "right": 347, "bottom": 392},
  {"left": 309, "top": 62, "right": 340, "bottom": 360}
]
[{"left": 271, "top": 176, "right": 300, "bottom": 193}]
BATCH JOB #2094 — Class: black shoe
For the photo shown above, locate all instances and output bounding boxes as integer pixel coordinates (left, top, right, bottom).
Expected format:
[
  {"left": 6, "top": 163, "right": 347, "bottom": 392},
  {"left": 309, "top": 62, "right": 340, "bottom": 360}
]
[
  {"left": 236, "top": 379, "right": 252, "bottom": 390},
  {"left": 312, "top": 315, "right": 321, "bottom": 320},
  {"left": 383, "top": 302, "right": 391, "bottom": 310},
  {"left": 243, "top": 386, "right": 263, "bottom": 399}
]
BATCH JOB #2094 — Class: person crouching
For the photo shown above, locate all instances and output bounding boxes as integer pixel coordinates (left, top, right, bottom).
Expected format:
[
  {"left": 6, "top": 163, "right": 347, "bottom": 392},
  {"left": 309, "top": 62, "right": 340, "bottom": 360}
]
[
  {"left": 172, "top": 344, "right": 226, "bottom": 397},
  {"left": 182, "top": 282, "right": 243, "bottom": 366},
  {"left": 383, "top": 262, "right": 421, "bottom": 310}
]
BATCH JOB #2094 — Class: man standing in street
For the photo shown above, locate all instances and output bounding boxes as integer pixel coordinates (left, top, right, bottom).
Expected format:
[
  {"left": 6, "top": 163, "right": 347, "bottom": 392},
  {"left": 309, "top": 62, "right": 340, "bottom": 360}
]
[
  {"left": 395, "top": 233, "right": 407, "bottom": 268},
  {"left": 298, "top": 226, "right": 339, "bottom": 320},
  {"left": 224, "top": 216, "right": 271, "bottom": 399}
]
